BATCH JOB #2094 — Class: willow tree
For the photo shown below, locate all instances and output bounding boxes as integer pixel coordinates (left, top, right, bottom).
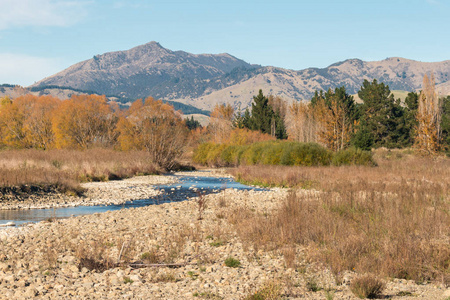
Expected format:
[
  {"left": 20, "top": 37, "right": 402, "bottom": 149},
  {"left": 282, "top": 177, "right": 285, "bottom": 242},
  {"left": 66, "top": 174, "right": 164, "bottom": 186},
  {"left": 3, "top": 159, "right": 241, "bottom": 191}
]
[
  {"left": 116, "top": 97, "right": 187, "bottom": 170},
  {"left": 415, "top": 73, "right": 442, "bottom": 153}
]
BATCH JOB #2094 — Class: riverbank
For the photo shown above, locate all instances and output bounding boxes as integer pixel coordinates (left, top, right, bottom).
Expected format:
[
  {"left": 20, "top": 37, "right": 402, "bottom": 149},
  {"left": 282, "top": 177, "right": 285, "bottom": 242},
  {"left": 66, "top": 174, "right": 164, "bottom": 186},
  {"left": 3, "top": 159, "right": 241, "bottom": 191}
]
[
  {"left": 0, "top": 175, "right": 177, "bottom": 210},
  {"left": 0, "top": 170, "right": 448, "bottom": 299}
]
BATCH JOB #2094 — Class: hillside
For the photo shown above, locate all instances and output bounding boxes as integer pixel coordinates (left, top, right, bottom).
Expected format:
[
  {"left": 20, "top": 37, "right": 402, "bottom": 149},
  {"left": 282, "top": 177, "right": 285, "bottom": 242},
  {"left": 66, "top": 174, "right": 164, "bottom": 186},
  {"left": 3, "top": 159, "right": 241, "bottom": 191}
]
[
  {"left": 24, "top": 42, "right": 450, "bottom": 111},
  {"left": 32, "top": 42, "right": 255, "bottom": 101}
]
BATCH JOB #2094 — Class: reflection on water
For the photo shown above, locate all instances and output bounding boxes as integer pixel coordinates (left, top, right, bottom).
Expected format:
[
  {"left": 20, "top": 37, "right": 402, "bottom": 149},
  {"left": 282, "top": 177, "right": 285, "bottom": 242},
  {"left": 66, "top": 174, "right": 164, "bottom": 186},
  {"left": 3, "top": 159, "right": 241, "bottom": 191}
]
[{"left": 0, "top": 173, "right": 264, "bottom": 226}]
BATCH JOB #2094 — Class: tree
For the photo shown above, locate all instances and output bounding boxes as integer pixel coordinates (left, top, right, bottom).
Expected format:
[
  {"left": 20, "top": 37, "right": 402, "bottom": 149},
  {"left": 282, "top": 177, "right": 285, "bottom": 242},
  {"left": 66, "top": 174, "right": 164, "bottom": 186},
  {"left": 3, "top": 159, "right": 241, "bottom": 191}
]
[
  {"left": 352, "top": 79, "right": 405, "bottom": 149},
  {"left": 286, "top": 101, "right": 319, "bottom": 143},
  {"left": 52, "top": 95, "right": 117, "bottom": 149},
  {"left": 399, "top": 92, "right": 419, "bottom": 147},
  {"left": 441, "top": 96, "right": 450, "bottom": 151},
  {"left": 248, "top": 90, "right": 287, "bottom": 139},
  {"left": 116, "top": 97, "right": 187, "bottom": 170},
  {"left": 313, "top": 87, "right": 357, "bottom": 151},
  {"left": 414, "top": 73, "right": 442, "bottom": 153},
  {"left": 185, "top": 116, "right": 202, "bottom": 130},
  {"left": 208, "top": 103, "right": 234, "bottom": 143},
  {"left": 249, "top": 90, "right": 273, "bottom": 134}
]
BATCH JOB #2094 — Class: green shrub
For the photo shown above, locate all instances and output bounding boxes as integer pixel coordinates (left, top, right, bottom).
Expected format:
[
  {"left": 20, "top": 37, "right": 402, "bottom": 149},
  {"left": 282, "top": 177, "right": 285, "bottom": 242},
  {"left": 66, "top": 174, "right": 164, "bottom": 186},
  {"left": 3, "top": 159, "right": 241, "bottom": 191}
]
[
  {"left": 194, "top": 142, "right": 377, "bottom": 168},
  {"left": 332, "top": 147, "right": 376, "bottom": 166},
  {"left": 224, "top": 257, "right": 241, "bottom": 268}
]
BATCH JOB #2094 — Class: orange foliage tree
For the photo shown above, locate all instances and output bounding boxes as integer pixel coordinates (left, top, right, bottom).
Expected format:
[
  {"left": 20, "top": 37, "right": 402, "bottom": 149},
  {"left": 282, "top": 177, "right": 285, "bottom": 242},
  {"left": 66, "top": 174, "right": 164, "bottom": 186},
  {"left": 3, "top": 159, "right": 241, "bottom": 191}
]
[
  {"left": 0, "top": 95, "right": 60, "bottom": 149},
  {"left": 115, "top": 97, "right": 187, "bottom": 169},
  {"left": 52, "top": 95, "right": 117, "bottom": 149}
]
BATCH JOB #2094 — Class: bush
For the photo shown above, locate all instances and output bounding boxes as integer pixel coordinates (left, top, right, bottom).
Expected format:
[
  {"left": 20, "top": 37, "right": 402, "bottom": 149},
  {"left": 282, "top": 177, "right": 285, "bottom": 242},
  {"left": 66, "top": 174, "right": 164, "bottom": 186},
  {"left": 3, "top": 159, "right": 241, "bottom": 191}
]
[
  {"left": 245, "top": 280, "right": 281, "bottom": 300},
  {"left": 332, "top": 147, "right": 376, "bottom": 166},
  {"left": 224, "top": 257, "right": 241, "bottom": 268},
  {"left": 194, "top": 141, "right": 334, "bottom": 167},
  {"left": 350, "top": 274, "right": 385, "bottom": 299}
]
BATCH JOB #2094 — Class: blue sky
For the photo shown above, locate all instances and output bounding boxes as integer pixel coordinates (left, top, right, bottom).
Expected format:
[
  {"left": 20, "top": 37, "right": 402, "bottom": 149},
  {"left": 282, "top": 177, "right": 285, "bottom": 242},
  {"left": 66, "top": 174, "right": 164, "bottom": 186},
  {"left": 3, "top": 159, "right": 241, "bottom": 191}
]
[{"left": 0, "top": 0, "right": 448, "bottom": 86}]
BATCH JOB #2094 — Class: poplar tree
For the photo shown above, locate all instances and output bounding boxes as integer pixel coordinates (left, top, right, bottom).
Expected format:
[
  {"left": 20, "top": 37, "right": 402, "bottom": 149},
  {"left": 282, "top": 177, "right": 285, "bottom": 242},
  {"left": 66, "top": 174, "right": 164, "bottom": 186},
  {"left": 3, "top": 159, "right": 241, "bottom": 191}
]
[{"left": 414, "top": 73, "right": 442, "bottom": 153}]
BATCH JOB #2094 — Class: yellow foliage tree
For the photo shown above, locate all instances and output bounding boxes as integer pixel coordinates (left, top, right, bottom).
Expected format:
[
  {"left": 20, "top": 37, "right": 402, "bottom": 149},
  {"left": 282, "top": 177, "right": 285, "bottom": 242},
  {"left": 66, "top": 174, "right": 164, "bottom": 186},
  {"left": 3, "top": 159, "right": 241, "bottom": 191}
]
[
  {"left": 286, "top": 101, "right": 319, "bottom": 143},
  {"left": 415, "top": 73, "right": 442, "bottom": 153},
  {"left": 208, "top": 103, "right": 234, "bottom": 143},
  {"left": 315, "top": 94, "right": 353, "bottom": 151}
]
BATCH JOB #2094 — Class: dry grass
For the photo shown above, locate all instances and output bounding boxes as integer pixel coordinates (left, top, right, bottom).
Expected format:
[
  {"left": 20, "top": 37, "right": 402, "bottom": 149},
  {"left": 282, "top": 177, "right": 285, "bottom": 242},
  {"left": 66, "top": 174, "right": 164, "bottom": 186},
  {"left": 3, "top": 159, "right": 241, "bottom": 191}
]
[
  {"left": 350, "top": 274, "right": 385, "bottom": 299},
  {"left": 228, "top": 151, "right": 450, "bottom": 285},
  {"left": 0, "top": 148, "right": 160, "bottom": 196}
]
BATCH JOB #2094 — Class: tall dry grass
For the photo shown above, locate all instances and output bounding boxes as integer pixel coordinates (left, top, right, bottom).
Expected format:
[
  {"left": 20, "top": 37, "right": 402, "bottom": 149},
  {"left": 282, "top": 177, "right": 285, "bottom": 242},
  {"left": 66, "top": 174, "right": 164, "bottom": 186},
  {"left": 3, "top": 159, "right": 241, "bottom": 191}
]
[
  {"left": 228, "top": 151, "right": 450, "bottom": 284},
  {"left": 0, "top": 149, "right": 160, "bottom": 195}
]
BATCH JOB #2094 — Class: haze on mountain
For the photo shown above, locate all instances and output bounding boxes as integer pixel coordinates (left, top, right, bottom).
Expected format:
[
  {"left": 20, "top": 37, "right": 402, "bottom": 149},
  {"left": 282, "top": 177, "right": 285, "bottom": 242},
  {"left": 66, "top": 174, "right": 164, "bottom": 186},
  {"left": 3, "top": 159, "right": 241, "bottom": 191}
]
[{"left": 26, "top": 41, "right": 450, "bottom": 111}]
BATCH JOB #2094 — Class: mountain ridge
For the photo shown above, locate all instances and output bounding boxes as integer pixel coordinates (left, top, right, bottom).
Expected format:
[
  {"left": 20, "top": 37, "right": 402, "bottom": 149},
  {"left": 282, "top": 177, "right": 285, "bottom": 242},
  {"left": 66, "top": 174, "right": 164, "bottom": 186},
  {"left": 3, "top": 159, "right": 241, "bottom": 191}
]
[{"left": 21, "top": 42, "right": 450, "bottom": 110}]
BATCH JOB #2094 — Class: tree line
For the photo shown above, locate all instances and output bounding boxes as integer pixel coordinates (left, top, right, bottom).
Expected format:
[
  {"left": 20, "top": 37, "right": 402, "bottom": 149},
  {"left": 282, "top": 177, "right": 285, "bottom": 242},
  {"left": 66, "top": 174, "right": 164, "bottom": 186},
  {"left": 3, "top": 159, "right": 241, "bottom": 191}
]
[
  {"left": 1, "top": 72, "right": 448, "bottom": 171},
  {"left": 0, "top": 95, "right": 188, "bottom": 169},
  {"left": 211, "top": 73, "right": 449, "bottom": 154}
]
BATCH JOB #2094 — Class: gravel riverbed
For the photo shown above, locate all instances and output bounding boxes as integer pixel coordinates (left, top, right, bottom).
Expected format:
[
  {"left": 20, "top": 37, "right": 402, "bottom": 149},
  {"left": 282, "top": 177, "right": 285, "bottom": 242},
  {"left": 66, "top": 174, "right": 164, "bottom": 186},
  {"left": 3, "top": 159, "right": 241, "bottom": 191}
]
[{"left": 0, "top": 171, "right": 448, "bottom": 299}]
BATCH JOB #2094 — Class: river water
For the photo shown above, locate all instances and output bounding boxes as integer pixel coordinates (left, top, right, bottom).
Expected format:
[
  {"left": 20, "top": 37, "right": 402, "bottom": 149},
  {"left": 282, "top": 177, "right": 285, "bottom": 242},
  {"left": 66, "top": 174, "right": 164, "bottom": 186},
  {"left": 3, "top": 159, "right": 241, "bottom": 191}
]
[{"left": 0, "top": 174, "right": 264, "bottom": 227}]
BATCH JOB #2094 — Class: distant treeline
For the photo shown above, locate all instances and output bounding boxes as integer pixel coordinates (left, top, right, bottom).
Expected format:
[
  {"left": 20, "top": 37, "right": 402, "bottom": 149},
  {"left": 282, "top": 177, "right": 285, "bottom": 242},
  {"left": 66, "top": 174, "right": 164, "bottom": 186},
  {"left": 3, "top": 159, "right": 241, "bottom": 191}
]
[{"left": 211, "top": 75, "right": 450, "bottom": 154}]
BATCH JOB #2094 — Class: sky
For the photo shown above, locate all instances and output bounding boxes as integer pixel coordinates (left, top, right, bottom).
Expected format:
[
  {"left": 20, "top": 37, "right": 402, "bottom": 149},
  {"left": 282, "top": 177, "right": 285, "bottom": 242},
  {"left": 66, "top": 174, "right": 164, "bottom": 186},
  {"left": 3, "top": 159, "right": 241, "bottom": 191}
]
[{"left": 0, "top": 0, "right": 449, "bottom": 86}]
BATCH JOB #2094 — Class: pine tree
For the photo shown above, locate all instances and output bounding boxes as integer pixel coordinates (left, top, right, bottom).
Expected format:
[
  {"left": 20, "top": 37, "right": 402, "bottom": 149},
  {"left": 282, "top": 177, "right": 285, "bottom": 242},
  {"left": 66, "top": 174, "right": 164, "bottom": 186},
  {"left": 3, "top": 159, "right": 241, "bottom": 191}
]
[
  {"left": 250, "top": 89, "right": 273, "bottom": 134},
  {"left": 352, "top": 79, "right": 404, "bottom": 148}
]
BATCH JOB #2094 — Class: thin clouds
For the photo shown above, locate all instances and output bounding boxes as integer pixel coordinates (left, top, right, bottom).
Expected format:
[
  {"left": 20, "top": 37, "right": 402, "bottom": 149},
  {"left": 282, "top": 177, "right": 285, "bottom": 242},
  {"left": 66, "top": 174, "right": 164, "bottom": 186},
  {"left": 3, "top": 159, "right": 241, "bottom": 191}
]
[
  {"left": 0, "top": 0, "right": 90, "bottom": 30},
  {"left": 112, "top": 1, "right": 151, "bottom": 9},
  {"left": 426, "top": 0, "right": 440, "bottom": 5},
  {"left": 0, "top": 53, "right": 66, "bottom": 86}
]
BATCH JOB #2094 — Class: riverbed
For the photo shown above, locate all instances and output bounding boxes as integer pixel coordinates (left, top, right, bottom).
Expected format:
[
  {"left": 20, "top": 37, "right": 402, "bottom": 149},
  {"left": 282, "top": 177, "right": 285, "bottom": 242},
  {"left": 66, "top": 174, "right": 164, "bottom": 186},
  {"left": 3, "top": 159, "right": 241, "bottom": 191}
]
[{"left": 0, "top": 170, "right": 265, "bottom": 226}]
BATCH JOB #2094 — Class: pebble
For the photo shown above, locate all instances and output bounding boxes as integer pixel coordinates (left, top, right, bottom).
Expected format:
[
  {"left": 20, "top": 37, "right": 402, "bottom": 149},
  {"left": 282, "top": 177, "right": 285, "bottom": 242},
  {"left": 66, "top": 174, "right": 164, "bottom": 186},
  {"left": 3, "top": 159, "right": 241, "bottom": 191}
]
[{"left": 0, "top": 170, "right": 446, "bottom": 299}]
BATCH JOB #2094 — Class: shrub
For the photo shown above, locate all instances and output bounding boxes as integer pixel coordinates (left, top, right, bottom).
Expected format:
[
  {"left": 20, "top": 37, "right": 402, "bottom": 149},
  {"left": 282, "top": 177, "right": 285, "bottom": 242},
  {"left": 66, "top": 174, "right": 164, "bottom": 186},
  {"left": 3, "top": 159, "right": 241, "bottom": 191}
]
[
  {"left": 350, "top": 274, "right": 384, "bottom": 299},
  {"left": 332, "top": 147, "right": 376, "bottom": 166},
  {"left": 194, "top": 141, "right": 334, "bottom": 167},
  {"left": 245, "top": 280, "right": 281, "bottom": 300},
  {"left": 224, "top": 257, "right": 241, "bottom": 268}
]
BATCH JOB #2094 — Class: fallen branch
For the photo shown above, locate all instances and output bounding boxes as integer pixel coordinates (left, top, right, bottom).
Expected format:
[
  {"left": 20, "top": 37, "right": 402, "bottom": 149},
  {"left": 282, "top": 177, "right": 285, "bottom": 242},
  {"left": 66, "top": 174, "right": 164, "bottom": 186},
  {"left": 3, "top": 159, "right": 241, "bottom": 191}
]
[{"left": 127, "top": 262, "right": 186, "bottom": 268}]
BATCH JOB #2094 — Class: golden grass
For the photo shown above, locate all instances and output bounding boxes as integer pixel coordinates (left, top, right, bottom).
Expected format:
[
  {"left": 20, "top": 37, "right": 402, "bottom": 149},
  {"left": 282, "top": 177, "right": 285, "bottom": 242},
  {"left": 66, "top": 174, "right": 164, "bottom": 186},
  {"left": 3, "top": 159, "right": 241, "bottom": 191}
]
[
  {"left": 0, "top": 149, "right": 160, "bottom": 195},
  {"left": 228, "top": 151, "right": 450, "bottom": 284}
]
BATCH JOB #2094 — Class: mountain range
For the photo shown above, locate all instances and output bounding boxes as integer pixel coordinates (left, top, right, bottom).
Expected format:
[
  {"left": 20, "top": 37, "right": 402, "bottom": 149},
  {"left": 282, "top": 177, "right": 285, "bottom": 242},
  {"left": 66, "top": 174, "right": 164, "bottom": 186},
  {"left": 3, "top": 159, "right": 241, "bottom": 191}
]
[{"left": 3, "top": 41, "right": 450, "bottom": 112}]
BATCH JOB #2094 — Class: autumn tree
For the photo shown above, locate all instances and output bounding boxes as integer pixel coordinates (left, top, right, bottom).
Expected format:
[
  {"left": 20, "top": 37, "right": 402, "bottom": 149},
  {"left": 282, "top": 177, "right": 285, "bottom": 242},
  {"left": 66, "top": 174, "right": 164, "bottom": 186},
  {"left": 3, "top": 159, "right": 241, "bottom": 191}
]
[
  {"left": 414, "top": 73, "right": 443, "bottom": 153},
  {"left": 0, "top": 96, "right": 24, "bottom": 148},
  {"left": 116, "top": 97, "right": 187, "bottom": 170},
  {"left": 313, "top": 87, "right": 357, "bottom": 151},
  {"left": 208, "top": 103, "right": 234, "bottom": 143},
  {"left": 52, "top": 95, "right": 118, "bottom": 149},
  {"left": 285, "top": 101, "right": 319, "bottom": 143}
]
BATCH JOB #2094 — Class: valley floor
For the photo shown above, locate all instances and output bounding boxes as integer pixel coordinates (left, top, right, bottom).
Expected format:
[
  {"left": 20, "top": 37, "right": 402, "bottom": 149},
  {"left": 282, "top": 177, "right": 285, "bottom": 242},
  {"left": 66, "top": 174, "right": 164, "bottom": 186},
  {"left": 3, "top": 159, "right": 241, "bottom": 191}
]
[{"left": 0, "top": 171, "right": 448, "bottom": 299}]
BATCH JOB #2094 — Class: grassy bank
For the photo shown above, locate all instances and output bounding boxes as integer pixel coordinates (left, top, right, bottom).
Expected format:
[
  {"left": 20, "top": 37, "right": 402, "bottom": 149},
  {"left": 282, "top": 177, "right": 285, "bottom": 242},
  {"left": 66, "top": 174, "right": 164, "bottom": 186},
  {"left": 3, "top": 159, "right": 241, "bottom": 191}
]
[
  {"left": 228, "top": 152, "right": 450, "bottom": 284},
  {"left": 0, "top": 149, "right": 160, "bottom": 196}
]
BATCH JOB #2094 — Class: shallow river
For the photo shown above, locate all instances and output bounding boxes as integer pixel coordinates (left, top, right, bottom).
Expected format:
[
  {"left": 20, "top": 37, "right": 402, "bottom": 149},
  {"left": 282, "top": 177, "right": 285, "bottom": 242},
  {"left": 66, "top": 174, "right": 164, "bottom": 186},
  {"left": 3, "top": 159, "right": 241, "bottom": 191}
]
[{"left": 0, "top": 173, "right": 264, "bottom": 226}]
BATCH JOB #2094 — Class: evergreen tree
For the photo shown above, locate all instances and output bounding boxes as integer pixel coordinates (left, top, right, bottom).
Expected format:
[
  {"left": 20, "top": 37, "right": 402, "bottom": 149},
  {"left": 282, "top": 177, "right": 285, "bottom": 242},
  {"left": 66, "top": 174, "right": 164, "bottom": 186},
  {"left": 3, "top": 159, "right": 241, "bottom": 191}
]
[
  {"left": 185, "top": 116, "right": 202, "bottom": 130},
  {"left": 232, "top": 104, "right": 245, "bottom": 129},
  {"left": 250, "top": 89, "right": 273, "bottom": 134},
  {"left": 352, "top": 79, "right": 405, "bottom": 148},
  {"left": 441, "top": 96, "right": 450, "bottom": 151},
  {"left": 399, "top": 92, "right": 419, "bottom": 147}
]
